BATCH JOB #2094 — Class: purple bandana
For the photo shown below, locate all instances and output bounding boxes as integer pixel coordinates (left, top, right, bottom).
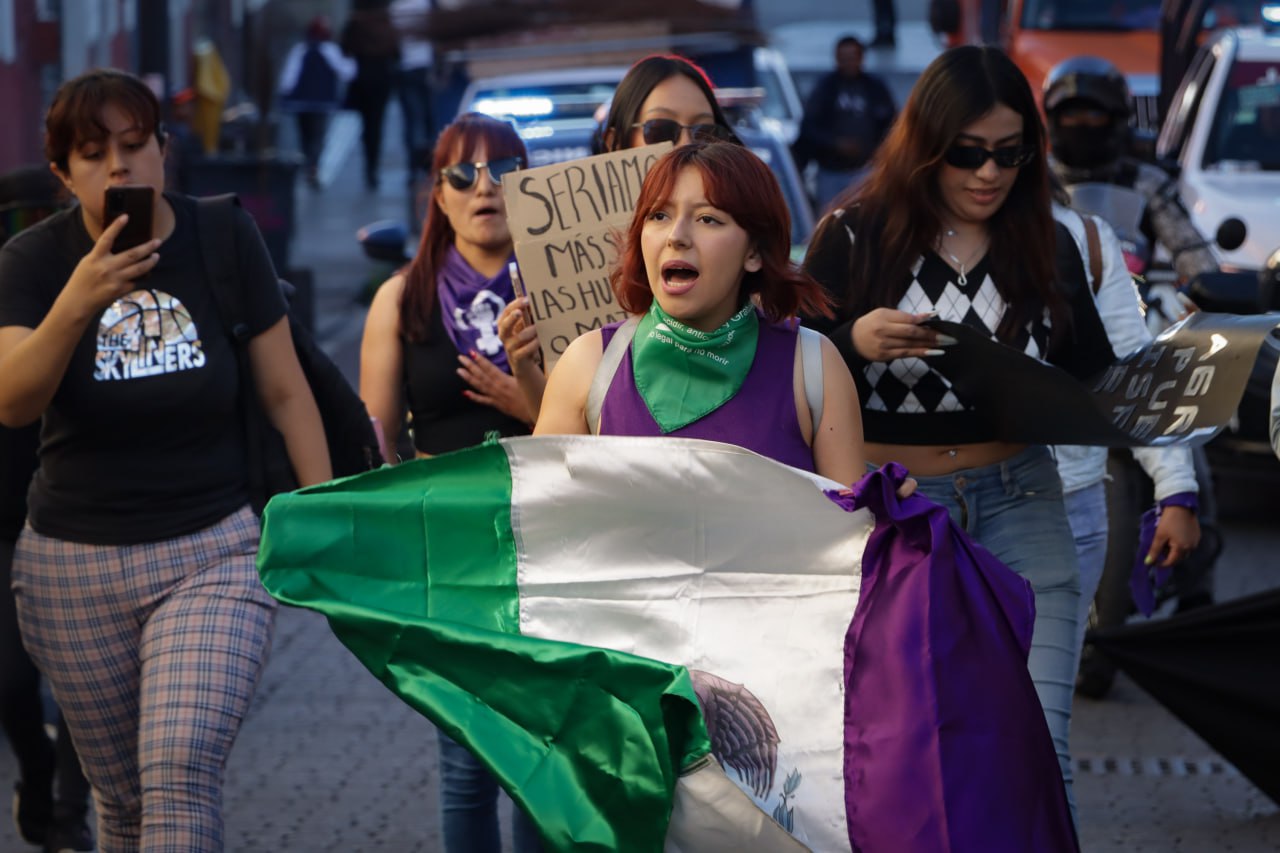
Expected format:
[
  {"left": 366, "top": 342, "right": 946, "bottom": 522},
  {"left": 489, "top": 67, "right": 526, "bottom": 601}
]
[
  {"left": 437, "top": 246, "right": 515, "bottom": 371},
  {"left": 1130, "top": 491, "right": 1201, "bottom": 616}
]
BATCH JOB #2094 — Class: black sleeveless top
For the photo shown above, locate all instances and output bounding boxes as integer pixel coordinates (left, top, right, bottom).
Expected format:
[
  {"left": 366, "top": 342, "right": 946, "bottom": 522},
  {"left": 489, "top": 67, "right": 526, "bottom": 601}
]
[{"left": 402, "top": 305, "right": 528, "bottom": 454}]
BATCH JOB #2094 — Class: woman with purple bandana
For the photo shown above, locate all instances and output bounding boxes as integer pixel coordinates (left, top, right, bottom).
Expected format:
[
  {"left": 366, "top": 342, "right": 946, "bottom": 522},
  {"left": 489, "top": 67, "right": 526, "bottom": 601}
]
[
  {"left": 360, "top": 112, "right": 535, "bottom": 460},
  {"left": 357, "top": 112, "right": 542, "bottom": 852}
]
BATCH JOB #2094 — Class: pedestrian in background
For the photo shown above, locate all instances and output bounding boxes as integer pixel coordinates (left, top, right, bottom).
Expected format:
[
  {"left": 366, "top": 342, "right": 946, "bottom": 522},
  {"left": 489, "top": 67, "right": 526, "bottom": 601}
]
[
  {"left": 1044, "top": 58, "right": 1220, "bottom": 692},
  {"left": 792, "top": 36, "right": 897, "bottom": 215},
  {"left": 390, "top": 0, "right": 436, "bottom": 185},
  {"left": 1047, "top": 200, "right": 1200, "bottom": 685},
  {"left": 802, "top": 45, "right": 1125, "bottom": 831},
  {"left": 0, "top": 68, "right": 331, "bottom": 851},
  {"left": 341, "top": 1, "right": 401, "bottom": 190},
  {"left": 278, "top": 15, "right": 355, "bottom": 189},
  {"left": 358, "top": 113, "right": 541, "bottom": 852}
]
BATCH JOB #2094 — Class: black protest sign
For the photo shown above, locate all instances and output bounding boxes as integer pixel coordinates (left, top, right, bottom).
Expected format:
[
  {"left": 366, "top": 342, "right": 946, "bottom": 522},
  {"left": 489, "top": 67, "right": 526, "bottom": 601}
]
[
  {"left": 503, "top": 143, "right": 672, "bottom": 371},
  {"left": 921, "top": 312, "right": 1280, "bottom": 446}
]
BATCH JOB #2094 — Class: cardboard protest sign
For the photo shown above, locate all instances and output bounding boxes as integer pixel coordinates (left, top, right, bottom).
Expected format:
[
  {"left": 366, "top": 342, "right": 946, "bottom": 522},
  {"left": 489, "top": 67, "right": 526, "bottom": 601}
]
[
  {"left": 921, "top": 312, "right": 1280, "bottom": 446},
  {"left": 504, "top": 142, "right": 672, "bottom": 371}
]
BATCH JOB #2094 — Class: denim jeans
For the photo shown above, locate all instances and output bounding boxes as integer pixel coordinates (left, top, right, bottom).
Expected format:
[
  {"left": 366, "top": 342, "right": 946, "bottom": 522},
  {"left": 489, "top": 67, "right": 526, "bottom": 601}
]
[
  {"left": 1064, "top": 480, "right": 1108, "bottom": 670},
  {"left": 909, "top": 445, "right": 1080, "bottom": 825},
  {"left": 438, "top": 731, "right": 542, "bottom": 853}
]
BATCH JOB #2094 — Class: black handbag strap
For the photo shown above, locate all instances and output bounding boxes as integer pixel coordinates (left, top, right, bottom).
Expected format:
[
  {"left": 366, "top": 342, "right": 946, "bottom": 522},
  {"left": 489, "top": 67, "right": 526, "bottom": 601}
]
[{"left": 197, "top": 194, "right": 269, "bottom": 513}]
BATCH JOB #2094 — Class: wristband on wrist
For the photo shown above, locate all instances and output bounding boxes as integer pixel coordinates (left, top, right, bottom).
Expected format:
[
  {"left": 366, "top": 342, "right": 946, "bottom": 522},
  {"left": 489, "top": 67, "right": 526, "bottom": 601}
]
[{"left": 1157, "top": 491, "right": 1199, "bottom": 514}]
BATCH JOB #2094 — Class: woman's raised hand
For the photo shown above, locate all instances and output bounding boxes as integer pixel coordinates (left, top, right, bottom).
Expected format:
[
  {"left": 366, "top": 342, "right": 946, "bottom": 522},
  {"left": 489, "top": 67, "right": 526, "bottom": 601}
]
[
  {"left": 498, "top": 299, "right": 542, "bottom": 376},
  {"left": 62, "top": 215, "right": 161, "bottom": 319},
  {"left": 850, "top": 308, "right": 948, "bottom": 362},
  {"left": 458, "top": 349, "right": 536, "bottom": 424}
]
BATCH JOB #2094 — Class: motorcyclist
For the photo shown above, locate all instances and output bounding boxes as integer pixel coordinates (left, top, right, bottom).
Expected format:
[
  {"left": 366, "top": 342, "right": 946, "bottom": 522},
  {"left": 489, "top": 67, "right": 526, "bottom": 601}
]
[
  {"left": 1044, "top": 56, "right": 1219, "bottom": 285},
  {"left": 1045, "top": 56, "right": 1222, "bottom": 699}
]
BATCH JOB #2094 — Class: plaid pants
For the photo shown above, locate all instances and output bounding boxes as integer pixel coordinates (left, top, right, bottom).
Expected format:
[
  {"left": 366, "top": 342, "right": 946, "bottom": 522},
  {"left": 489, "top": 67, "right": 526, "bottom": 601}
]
[{"left": 12, "top": 506, "right": 276, "bottom": 853}]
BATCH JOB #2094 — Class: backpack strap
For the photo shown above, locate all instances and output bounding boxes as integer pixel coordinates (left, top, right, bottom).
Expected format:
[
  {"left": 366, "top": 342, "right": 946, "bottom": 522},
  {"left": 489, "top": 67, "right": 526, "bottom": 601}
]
[
  {"left": 196, "top": 194, "right": 269, "bottom": 513},
  {"left": 1082, "top": 214, "right": 1103, "bottom": 295},
  {"left": 799, "top": 326, "right": 824, "bottom": 433},
  {"left": 197, "top": 195, "right": 251, "bottom": 343},
  {"left": 585, "top": 316, "right": 640, "bottom": 435}
]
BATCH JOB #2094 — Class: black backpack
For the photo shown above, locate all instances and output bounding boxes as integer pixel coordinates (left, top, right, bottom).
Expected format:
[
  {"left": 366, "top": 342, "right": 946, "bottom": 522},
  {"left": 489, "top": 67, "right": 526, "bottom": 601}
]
[{"left": 197, "top": 194, "right": 383, "bottom": 513}]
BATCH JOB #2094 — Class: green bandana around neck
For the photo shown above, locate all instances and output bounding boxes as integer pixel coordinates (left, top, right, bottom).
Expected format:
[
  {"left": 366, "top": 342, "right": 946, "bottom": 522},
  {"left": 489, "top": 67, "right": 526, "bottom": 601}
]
[{"left": 631, "top": 300, "right": 760, "bottom": 433}]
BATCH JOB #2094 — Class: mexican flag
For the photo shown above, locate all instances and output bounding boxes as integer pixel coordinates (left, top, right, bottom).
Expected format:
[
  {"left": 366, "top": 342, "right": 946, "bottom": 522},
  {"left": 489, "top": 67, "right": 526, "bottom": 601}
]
[{"left": 257, "top": 435, "right": 1076, "bottom": 852}]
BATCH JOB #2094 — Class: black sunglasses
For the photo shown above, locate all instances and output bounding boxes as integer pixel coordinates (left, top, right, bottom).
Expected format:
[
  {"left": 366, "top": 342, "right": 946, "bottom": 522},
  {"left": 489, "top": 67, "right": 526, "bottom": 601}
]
[
  {"left": 633, "top": 119, "right": 735, "bottom": 146},
  {"left": 943, "top": 144, "right": 1037, "bottom": 170},
  {"left": 439, "top": 156, "right": 524, "bottom": 191}
]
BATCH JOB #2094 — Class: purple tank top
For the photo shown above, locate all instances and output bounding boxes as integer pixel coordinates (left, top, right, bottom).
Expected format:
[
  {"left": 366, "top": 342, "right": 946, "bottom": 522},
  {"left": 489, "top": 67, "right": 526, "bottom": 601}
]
[{"left": 599, "top": 316, "right": 815, "bottom": 472}]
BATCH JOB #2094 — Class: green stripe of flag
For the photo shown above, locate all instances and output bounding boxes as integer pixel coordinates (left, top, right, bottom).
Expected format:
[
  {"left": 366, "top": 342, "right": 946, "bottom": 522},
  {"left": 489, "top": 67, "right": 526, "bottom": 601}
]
[
  {"left": 258, "top": 442, "right": 519, "bottom": 630},
  {"left": 258, "top": 441, "right": 712, "bottom": 852}
]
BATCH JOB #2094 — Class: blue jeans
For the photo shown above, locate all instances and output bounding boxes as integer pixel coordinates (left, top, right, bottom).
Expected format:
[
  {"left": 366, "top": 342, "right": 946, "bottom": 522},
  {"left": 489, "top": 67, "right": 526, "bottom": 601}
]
[
  {"left": 1064, "top": 481, "right": 1108, "bottom": 670},
  {"left": 438, "top": 731, "right": 542, "bottom": 853},
  {"left": 909, "top": 445, "right": 1080, "bottom": 825}
]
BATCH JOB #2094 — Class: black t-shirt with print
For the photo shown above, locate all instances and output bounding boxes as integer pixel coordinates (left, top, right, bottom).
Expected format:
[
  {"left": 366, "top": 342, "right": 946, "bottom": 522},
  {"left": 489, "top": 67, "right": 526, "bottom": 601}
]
[{"left": 0, "top": 193, "right": 285, "bottom": 544}]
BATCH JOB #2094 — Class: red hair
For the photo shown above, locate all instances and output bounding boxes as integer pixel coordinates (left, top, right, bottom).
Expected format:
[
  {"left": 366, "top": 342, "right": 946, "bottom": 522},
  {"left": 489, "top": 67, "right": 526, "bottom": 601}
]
[{"left": 611, "top": 143, "right": 832, "bottom": 322}]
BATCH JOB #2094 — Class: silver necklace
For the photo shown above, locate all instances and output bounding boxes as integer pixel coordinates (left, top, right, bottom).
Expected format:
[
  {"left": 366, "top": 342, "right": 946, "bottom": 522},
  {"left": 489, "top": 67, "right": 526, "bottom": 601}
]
[{"left": 938, "top": 228, "right": 986, "bottom": 287}]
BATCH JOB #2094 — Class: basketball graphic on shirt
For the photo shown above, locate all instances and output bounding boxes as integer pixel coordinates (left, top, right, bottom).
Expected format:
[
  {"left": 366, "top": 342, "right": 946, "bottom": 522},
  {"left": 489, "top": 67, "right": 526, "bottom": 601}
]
[{"left": 94, "top": 289, "right": 206, "bottom": 381}]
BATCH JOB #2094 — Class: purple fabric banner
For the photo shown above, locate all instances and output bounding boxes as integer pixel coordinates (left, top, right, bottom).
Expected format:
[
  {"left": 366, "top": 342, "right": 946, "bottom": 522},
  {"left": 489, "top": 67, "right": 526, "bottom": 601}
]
[{"left": 832, "top": 464, "right": 1079, "bottom": 852}]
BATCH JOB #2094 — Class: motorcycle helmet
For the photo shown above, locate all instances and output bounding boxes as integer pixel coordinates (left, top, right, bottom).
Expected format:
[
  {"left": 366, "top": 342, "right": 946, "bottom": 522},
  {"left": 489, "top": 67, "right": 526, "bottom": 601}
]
[{"left": 1043, "top": 56, "right": 1132, "bottom": 170}]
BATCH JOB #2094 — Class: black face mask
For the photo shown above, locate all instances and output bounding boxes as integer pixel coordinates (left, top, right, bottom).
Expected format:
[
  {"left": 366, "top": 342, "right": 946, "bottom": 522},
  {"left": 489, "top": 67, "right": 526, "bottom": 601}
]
[{"left": 1050, "top": 123, "right": 1126, "bottom": 169}]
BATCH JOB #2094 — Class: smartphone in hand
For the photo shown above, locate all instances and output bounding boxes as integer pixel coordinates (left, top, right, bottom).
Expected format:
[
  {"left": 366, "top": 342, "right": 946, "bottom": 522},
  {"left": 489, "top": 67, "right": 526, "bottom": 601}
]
[
  {"left": 509, "top": 261, "right": 534, "bottom": 325},
  {"left": 104, "top": 185, "right": 154, "bottom": 253}
]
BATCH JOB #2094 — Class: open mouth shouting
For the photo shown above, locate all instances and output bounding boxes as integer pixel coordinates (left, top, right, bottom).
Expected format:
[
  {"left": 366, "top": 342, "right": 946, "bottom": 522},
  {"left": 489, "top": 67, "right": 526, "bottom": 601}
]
[
  {"left": 473, "top": 203, "right": 501, "bottom": 220},
  {"left": 661, "top": 260, "right": 700, "bottom": 294}
]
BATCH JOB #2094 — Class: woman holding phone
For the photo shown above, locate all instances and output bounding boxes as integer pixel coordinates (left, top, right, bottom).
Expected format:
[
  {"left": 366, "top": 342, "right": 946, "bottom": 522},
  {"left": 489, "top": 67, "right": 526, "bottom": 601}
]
[
  {"left": 357, "top": 112, "right": 542, "bottom": 852},
  {"left": 0, "top": 68, "right": 330, "bottom": 852}
]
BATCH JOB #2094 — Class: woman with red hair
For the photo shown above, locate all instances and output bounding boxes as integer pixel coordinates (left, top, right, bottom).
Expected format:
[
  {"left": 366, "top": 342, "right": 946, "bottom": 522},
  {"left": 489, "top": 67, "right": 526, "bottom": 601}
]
[{"left": 535, "top": 142, "right": 866, "bottom": 483}]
